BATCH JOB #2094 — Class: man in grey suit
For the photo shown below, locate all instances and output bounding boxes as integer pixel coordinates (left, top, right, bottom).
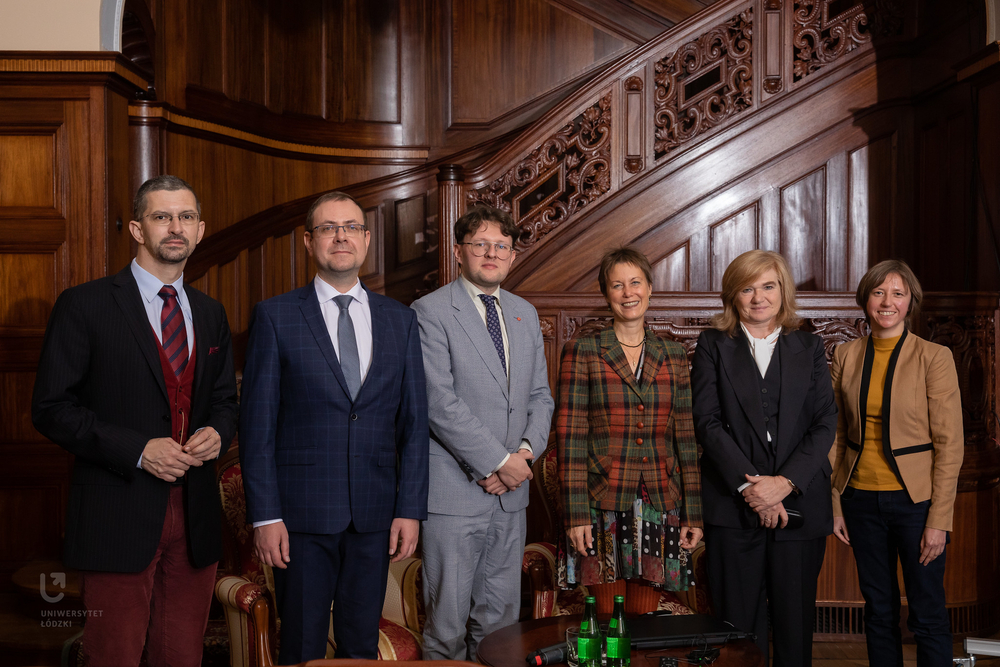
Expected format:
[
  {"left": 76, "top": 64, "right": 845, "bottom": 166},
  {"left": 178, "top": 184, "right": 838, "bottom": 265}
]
[{"left": 411, "top": 205, "right": 554, "bottom": 660}]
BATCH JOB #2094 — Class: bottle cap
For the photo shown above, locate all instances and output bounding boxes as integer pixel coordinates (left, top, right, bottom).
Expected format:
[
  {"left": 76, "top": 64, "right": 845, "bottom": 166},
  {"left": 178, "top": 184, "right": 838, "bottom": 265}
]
[
  {"left": 585, "top": 596, "right": 596, "bottom": 603},
  {"left": 614, "top": 595, "right": 625, "bottom": 602}
]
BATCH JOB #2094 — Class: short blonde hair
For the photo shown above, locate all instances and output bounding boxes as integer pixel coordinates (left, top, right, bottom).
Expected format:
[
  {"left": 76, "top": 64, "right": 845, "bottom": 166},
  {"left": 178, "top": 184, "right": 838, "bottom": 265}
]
[
  {"left": 712, "top": 250, "right": 801, "bottom": 335},
  {"left": 855, "top": 259, "right": 923, "bottom": 328}
]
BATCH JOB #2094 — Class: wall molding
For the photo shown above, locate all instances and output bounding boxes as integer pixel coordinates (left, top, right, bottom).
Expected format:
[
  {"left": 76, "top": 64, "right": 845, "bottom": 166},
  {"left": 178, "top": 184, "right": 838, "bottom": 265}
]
[{"left": 0, "top": 51, "right": 147, "bottom": 90}]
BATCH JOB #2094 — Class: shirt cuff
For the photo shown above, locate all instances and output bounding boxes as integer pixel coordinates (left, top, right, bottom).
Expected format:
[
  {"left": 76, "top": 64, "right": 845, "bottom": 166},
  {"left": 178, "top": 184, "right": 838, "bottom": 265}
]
[
  {"left": 737, "top": 482, "right": 752, "bottom": 493},
  {"left": 489, "top": 453, "right": 511, "bottom": 476},
  {"left": 253, "top": 519, "right": 283, "bottom": 528},
  {"left": 518, "top": 439, "right": 533, "bottom": 453}
]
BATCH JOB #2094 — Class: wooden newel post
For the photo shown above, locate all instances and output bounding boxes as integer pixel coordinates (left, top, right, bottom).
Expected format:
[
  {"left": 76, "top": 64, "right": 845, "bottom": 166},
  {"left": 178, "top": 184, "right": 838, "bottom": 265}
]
[{"left": 437, "top": 164, "right": 465, "bottom": 286}]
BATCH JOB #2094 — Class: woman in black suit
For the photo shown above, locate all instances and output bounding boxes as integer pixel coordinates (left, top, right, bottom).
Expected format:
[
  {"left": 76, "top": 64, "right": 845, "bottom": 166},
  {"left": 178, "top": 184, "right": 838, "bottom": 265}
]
[{"left": 691, "top": 250, "right": 837, "bottom": 667}]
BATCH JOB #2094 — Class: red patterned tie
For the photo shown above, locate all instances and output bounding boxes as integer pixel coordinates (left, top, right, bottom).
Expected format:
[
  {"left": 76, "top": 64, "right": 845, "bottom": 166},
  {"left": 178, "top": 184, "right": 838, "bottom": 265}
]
[{"left": 158, "top": 285, "right": 189, "bottom": 376}]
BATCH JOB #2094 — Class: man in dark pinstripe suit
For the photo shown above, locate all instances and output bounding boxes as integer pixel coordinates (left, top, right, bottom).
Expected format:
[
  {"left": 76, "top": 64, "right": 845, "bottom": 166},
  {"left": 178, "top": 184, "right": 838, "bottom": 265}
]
[{"left": 32, "top": 175, "right": 239, "bottom": 667}]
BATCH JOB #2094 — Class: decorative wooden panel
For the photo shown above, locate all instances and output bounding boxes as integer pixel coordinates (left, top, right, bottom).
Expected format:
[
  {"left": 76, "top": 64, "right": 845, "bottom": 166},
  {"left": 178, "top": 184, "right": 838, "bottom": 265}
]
[
  {"left": 0, "top": 135, "right": 55, "bottom": 208},
  {"left": 653, "top": 6, "right": 753, "bottom": 159},
  {"left": 468, "top": 93, "right": 612, "bottom": 251},
  {"left": 395, "top": 195, "right": 427, "bottom": 266},
  {"left": 343, "top": 0, "right": 400, "bottom": 123},
  {"left": 780, "top": 167, "right": 825, "bottom": 290},
  {"left": 710, "top": 203, "right": 757, "bottom": 290},
  {"left": 0, "top": 253, "right": 57, "bottom": 328},
  {"left": 266, "top": 0, "right": 326, "bottom": 117},
  {"left": 652, "top": 243, "right": 689, "bottom": 291},
  {"left": 450, "top": 0, "right": 631, "bottom": 125}
]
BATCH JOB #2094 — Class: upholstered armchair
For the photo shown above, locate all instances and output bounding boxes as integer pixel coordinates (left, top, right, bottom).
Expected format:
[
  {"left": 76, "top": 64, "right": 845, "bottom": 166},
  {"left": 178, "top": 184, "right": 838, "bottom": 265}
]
[
  {"left": 521, "top": 445, "right": 712, "bottom": 618},
  {"left": 215, "top": 448, "right": 425, "bottom": 667}
]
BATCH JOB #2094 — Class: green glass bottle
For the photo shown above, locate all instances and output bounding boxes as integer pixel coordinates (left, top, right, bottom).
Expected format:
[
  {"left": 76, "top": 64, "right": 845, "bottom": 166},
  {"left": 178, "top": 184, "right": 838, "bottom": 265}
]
[
  {"left": 606, "top": 594, "right": 630, "bottom": 667},
  {"left": 578, "top": 595, "right": 602, "bottom": 667}
]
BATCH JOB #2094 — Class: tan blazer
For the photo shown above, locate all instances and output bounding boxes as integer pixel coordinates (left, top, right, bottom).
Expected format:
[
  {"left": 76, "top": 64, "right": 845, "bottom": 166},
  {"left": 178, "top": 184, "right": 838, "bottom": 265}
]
[{"left": 829, "top": 331, "right": 964, "bottom": 531}]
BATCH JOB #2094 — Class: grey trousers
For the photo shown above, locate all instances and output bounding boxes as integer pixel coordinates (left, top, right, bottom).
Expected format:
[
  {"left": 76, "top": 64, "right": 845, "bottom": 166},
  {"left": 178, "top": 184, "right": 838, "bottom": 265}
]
[{"left": 421, "top": 503, "right": 527, "bottom": 661}]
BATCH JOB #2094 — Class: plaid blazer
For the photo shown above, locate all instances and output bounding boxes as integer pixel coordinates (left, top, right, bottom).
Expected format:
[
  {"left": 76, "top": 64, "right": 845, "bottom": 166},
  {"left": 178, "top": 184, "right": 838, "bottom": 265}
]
[{"left": 556, "top": 326, "right": 703, "bottom": 529}]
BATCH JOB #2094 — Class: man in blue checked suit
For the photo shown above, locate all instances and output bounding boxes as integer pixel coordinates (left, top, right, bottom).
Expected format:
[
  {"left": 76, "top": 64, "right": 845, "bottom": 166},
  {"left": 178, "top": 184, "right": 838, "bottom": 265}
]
[{"left": 239, "top": 191, "right": 428, "bottom": 664}]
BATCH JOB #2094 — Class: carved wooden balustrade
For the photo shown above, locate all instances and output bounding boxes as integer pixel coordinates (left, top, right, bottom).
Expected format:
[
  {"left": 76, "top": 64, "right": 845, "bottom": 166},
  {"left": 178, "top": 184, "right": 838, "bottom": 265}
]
[
  {"left": 437, "top": 0, "right": 905, "bottom": 285},
  {"left": 521, "top": 291, "right": 1000, "bottom": 639}
]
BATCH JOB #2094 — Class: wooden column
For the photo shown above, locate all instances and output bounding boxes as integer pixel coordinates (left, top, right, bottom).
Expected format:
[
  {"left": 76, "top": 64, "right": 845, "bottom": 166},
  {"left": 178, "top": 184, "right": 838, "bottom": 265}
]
[{"left": 437, "top": 164, "right": 465, "bottom": 285}]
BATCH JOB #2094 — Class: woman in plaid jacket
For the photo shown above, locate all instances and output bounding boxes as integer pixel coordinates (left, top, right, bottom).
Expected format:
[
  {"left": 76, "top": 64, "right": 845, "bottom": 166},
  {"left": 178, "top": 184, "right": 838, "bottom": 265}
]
[{"left": 556, "top": 247, "right": 703, "bottom": 610}]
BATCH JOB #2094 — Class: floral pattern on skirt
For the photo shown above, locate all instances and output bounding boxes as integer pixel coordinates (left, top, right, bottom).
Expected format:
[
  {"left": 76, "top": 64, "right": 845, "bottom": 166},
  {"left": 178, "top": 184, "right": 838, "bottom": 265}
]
[{"left": 557, "top": 492, "right": 694, "bottom": 591}]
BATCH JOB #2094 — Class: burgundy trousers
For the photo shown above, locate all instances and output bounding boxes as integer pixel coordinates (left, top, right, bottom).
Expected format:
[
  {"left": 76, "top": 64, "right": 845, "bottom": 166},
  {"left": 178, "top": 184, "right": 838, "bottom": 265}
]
[{"left": 81, "top": 486, "right": 217, "bottom": 667}]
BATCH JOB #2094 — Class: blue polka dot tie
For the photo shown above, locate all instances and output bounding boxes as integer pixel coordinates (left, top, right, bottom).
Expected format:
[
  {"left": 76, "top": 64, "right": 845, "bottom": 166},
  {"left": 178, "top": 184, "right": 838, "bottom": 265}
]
[{"left": 478, "top": 293, "right": 507, "bottom": 376}]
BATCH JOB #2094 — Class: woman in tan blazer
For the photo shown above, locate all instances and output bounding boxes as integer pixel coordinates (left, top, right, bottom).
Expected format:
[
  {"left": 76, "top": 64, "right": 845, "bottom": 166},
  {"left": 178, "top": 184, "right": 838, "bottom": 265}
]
[{"left": 829, "top": 259, "right": 963, "bottom": 667}]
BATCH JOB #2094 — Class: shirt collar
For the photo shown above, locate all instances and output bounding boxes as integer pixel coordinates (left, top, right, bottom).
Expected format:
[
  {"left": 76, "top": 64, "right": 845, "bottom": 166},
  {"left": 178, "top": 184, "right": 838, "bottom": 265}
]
[
  {"left": 314, "top": 275, "right": 368, "bottom": 307},
  {"left": 740, "top": 322, "right": 782, "bottom": 345},
  {"left": 131, "top": 258, "right": 184, "bottom": 305},
  {"left": 458, "top": 274, "right": 500, "bottom": 302}
]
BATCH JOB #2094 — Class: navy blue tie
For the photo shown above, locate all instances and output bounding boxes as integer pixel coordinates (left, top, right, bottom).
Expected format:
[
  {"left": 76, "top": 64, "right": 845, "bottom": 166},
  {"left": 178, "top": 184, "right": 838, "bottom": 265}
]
[
  {"left": 478, "top": 293, "right": 507, "bottom": 376},
  {"left": 334, "top": 295, "right": 361, "bottom": 400}
]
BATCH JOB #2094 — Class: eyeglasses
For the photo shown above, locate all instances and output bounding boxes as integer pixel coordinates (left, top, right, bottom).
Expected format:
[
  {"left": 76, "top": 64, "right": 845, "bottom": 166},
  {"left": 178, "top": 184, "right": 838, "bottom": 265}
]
[
  {"left": 459, "top": 242, "right": 513, "bottom": 260},
  {"left": 143, "top": 213, "right": 201, "bottom": 225},
  {"left": 308, "top": 224, "right": 368, "bottom": 238}
]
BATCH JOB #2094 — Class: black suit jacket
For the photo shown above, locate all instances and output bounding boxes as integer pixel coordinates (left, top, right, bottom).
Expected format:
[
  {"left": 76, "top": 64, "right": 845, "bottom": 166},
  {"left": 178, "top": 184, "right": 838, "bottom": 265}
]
[
  {"left": 691, "top": 328, "right": 837, "bottom": 540},
  {"left": 32, "top": 265, "right": 239, "bottom": 572}
]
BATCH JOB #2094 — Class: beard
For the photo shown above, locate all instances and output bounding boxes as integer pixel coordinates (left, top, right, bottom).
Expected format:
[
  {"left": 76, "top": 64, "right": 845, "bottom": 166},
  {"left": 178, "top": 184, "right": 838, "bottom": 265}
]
[{"left": 153, "top": 235, "right": 193, "bottom": 264}]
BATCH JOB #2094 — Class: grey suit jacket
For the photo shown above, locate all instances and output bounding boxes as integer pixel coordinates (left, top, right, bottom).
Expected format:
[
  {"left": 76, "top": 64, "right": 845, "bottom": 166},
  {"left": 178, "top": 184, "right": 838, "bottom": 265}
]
[{"left": 411, "top": 279, "right": 554, "bottom": 516}]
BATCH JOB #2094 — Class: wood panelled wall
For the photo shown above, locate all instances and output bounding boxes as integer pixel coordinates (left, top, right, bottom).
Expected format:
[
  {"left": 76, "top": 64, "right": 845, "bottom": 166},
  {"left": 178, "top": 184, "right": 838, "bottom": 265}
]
[{"left": 0, "top": 57, "right": 143, "bottom": 584}]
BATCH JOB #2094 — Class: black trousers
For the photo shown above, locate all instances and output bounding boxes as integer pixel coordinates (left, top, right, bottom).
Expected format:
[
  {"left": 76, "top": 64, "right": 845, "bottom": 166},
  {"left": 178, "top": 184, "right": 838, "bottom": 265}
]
[{"left": 704, "top": 524, "right": 826, "bottom": 667}]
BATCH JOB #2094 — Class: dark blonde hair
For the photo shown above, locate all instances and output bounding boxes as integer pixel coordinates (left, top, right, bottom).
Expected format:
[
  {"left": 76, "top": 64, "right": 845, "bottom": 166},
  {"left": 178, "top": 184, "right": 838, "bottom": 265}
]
[
  {"left": 712, "top": 250, "right": 800, "bottom": 335},
  {"left": 855, "top": 259, "right": 923, "bottom": 328},
  {"left": 598, "top": 247, "right": 653, "bottom": 298}
]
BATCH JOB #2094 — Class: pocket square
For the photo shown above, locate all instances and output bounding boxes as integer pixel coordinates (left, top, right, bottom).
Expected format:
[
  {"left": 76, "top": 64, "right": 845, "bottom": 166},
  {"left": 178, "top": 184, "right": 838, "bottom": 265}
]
[{"left": 208, "top": 346, "right": 220, "bottom": 355}]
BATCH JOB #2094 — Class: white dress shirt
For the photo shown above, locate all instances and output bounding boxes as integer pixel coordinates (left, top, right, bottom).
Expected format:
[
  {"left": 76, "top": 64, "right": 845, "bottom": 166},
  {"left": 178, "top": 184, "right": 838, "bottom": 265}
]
[
  {"left": 458, "top": 275, "right": 532, "bottom": 474},
  {"left": 254, "top": 276, "right": 373, "bottom": 529},
  {"left": 314, "top": 276, "right": 373, "bottom": 383}
]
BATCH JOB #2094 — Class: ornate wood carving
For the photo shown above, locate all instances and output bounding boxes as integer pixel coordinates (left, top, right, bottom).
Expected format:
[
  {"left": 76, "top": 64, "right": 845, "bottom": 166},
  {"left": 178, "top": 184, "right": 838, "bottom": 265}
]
[
  {"left": 802, "top": 317, "right": 869, "bottom": 361},
  {"left": 926, "top": 314, "right": 1000, "bottom": 492},
  {"left": 468, "top": 93, "right": 612, "bottom": 252},
  {"left": 652, "top": 8, "right": 753, "bottom": 160},
  {"left": 792, "top": 0, "right": 902, "bottom": 82}
]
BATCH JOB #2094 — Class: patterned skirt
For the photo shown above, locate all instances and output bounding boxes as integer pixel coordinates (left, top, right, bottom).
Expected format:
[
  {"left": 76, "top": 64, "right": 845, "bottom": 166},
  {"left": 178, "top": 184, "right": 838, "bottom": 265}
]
[{"left": 557, "top": 484, "right": 694, "bottom": 591}]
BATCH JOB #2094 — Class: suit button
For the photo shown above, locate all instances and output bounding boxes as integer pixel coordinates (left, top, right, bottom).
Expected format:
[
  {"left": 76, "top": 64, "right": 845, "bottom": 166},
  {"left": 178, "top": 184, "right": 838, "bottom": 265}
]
[
  {"left": 637, "top": 404, "right": 645, "bottom": 412},
  {"left": 763, "top": 417, "right": 769, "bottom": 422},
  {"left": 642, "top": 456, "right": 649, "bottom": 463},
  {"left": 637, "top": 421, "right": 644, "bottom": 429},
  {"left": 351, "top": 414, "right": 358, "bottom": 421},
  {"left": 762, "top": 403, "right": 768, "bottom": 408},
  {"left": 761, "top": 388, "right": 767, "bottom": 393},
  {"left": 636, "top": 438, "right": 643, "bottom": 445}
]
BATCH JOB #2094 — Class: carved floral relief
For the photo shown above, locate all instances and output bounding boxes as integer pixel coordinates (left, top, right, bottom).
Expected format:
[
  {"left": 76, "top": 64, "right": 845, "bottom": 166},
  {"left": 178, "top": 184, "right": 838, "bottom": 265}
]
[
  {"left": 468, "top": 94, "right": 612, "bottom": 253},
  {"left": 653, "top": 8, "right": 753, "bottom": 159}
]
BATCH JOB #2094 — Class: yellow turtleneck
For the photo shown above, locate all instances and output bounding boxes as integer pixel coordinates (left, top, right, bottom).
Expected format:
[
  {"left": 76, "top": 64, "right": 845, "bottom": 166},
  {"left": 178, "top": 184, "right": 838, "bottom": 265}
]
[{"left": 850, "top": 334, "right": 905, "bottom": 491}]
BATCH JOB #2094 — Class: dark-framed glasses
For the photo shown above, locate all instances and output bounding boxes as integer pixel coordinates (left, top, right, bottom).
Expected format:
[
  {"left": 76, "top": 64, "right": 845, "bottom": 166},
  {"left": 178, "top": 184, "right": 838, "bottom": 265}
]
[
  {"left": 143, "top": 213, "right": 201, "bottom": 225},
  {"left": 460, "top": 241, "right": 513, "bottom": 260},
  {"left": 309, "top": 223, "right": 368, "bottom": 238}
]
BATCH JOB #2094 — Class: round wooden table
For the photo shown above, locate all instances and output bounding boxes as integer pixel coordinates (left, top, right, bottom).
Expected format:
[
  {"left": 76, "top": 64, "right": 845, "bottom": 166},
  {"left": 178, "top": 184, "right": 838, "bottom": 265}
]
[{"left": 477, "top": 615, "right": 764, "bottom": 667}]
